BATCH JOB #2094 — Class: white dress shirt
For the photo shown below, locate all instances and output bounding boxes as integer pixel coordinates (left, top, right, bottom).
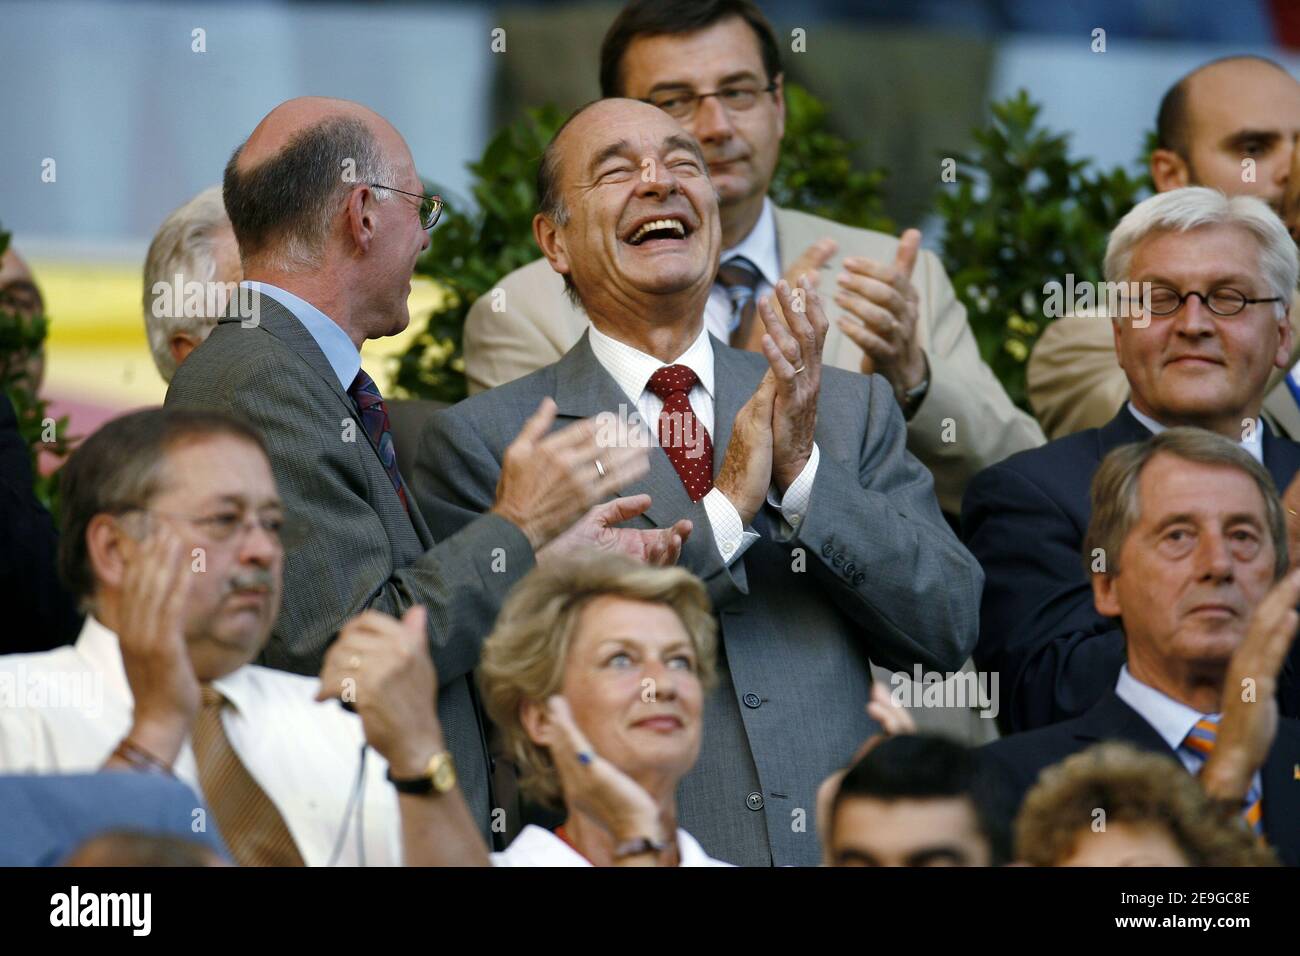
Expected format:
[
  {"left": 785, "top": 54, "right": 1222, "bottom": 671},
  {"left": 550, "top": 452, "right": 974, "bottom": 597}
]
[
  {"left": 587, "top": 323, "right": 819, "bottom": 564},
  {"left": 705, "top": 198, "right": 780, "bottom": 341},
  {"left": 1127, "top": 401, "right": 1264, "bottom": 464},
  {"left": 0, "top": 617, "right": 401, "bottom": 866},
  {"left": 491, "top": 823, "right": 732, "bottom": 866},
  {"left": 1114, "top": 665, "right": 1262, "bottom": 794}
]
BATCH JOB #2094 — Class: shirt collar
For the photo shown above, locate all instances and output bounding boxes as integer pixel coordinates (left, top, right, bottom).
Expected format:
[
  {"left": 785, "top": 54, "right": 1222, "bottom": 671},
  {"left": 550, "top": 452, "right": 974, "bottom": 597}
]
[
  {"left": 499, "top": 824, "right": 726, "bottom": 866},
  {"left": 77, "top": 615, "right": 131, "bottom": 702},
  {"left": 1126, "top": 401, "right": 1264, "bottom": 464},
  {"left": 80, "top": 615, "right": 255, "bottom": 715},
  {"left": 243, "top": 280, "right": 361, "bottom": 393},
  {"left": 720, "top": 197, "right": 780, "bottom": 287},
  {"left": 587, "top": 323, "right": 715, "bottom": 406},
  {"left": 1114, "top": 664, "right": 1214, "bottom": 752}
]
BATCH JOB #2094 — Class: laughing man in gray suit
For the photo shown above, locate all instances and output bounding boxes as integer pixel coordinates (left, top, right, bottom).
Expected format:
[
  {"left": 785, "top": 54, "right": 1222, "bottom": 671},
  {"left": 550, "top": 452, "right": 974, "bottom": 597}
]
[
  {"left": 412, "top": 99, "right": 983, "bottom": 866},
  {"left": 164, "top": 97, "right": 683, "bottom": 837}
]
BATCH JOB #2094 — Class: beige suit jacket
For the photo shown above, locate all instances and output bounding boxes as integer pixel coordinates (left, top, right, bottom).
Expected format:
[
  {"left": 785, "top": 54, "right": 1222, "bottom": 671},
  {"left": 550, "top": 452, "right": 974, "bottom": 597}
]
[
  {"left": 464, "top": 204, "right": 1044, "bottom": 515},
  {"left": 1027, "top": 306, "right": 1300, "bottom": 440}
]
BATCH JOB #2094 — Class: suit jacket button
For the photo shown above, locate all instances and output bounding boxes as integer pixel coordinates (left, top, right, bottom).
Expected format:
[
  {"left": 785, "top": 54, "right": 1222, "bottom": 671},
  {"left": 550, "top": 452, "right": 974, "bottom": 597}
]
[
  {"left": 853, "top": 572, "right": 866, "bottom": 586},
  {"left": 832, "top": 553, "right": 844, "bottom": 568},
  {"left": 844, "top": 562, "right": 857, "bottom": 577},
  {"left": 746, "top": 791, "right": 764, "bottom": 811},
  {"left": 743, "top": 692, "right": 761, "bottom": 708},
  {"left": 821, "top": 543, "right": 833, "bottom": 558}
]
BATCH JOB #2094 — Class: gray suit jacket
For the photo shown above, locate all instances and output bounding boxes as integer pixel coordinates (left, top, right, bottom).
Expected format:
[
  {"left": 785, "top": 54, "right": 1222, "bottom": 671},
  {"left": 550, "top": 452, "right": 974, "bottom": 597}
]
[
  {"left": 165, "top": 293, "right": 536, "bottom": 834},
  {"left": 413, "top": 331, "right": 983, "bottom": 866}
]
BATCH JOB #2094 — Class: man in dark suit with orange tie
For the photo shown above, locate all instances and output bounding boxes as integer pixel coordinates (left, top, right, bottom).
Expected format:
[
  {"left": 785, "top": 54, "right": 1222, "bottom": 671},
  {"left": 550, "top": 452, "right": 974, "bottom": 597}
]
[{"left": 980, "top": 429, "right": 1300, "bottom": 866}]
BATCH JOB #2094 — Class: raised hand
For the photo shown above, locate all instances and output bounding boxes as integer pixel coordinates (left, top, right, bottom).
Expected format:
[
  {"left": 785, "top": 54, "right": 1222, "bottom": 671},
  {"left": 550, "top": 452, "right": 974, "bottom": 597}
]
[
  {"left": 835, "top": 228, "right": 926, "bottom": 401},
  {"left": 715, "top": 371, "right": 778, "bottom": 526},
  {"left": 542, "top": 696, "right": 666, "bottom": 854},
  {"left": 316, "top": 605, "right": 444, "bottom": 777},
  {"left": 758, "top": 274, "right": 827, "bottom": 492},
  {"left": 492, "top": 397, "right": 651, "bottom": 550},
  {"left": 113, "top": 524, "right": 200, "bottom": 768},
  {"left": 1202, "top": 566, "right": 1300, "bottom": 802},
  {"left": 538, "top": 495, "right": 692, "bottom": 567}
]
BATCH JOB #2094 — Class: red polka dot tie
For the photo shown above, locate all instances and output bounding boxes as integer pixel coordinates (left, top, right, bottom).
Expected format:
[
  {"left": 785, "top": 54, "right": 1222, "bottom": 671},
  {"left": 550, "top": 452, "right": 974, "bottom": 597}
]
[{"left": 646, "top": 364, "right": 714, "bottom": 502}]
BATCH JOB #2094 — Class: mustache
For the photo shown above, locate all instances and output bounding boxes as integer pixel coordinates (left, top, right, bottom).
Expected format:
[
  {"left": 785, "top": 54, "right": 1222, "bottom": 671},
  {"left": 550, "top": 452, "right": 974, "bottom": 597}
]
[{"left": 223, "top": 569, "right": 276, "bottom": 595}]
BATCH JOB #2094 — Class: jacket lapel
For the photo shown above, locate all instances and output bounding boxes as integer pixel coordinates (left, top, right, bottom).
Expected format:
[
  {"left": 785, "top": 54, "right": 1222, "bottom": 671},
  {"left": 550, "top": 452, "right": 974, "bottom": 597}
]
[
  {"left": 709, "top": 334, "right": 765, "bottom": 478},
  {"left": 223, "top": 294, "right": 358, "bottom": 418},
  {"left": 1095, "top": 405, "right": 1154, "bottom": 458},
  {"left": 1071, "top": 692, "right": 1178, "bottom": 757},
  {"left": 553, "top": 333, "right": 696, "bottom": 530},
  {"left": 226, "top": 293, "right": 427, "bottom": 536},
  {"left": 1261, "top": 427, "right": 1300, "bottom": 492}
]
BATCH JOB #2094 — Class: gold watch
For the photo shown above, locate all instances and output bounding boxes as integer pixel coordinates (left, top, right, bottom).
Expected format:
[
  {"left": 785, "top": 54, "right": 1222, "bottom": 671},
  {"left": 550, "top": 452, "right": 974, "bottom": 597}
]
[{"left": 387, "top": 751, "right": 457, "bottom": 795}]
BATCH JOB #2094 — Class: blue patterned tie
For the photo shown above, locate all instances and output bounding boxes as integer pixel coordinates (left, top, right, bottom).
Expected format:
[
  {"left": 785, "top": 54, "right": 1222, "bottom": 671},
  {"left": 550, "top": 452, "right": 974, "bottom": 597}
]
[
  {"left": 348, "top": 369, "right": 411, "bottom": 514},
  {"left": 716, "top": 256, "right": 762, "bottom": 348}
]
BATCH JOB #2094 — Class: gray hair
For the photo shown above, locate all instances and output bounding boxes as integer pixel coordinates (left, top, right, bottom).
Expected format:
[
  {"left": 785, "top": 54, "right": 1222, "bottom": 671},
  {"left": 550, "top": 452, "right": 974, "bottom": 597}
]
[
  {"left": 1084, "top": 427, "right": 1288, "bottom": 581},
  {"left": 222, "top": 116, "right": 398, "bottom": 272},
  {"left": 141, "top": 186, "right": 233, "bottom": 382},
  {"left": 1104, "top": 187, "right": 1299, "bottom": 321}
]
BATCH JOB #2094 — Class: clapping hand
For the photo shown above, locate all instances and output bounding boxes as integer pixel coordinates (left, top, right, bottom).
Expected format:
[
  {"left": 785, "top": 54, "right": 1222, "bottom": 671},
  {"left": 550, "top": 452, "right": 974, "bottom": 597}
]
[
  {"left": 538, "top": 495, "right": 692, "bottom": 568},
  {"left": 757, "top": 275, "right": 827, "bottom": 492}
]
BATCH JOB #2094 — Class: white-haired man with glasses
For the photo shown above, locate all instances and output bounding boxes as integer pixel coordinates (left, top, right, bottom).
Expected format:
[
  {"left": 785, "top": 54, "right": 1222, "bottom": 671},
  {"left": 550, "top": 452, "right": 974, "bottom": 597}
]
[{"left": 964, "top": 186, "right": 1300, "bottom": 734}]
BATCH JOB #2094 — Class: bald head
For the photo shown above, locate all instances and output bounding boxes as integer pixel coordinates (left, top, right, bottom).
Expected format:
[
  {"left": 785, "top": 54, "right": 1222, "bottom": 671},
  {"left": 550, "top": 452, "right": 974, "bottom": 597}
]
[
  {"left": 1153, "top": 57, "right": 1300, "bottom": 209},
  {"left": 531, "top": 97, "right": 720, "bottom": 336},
  {"left": 223, "top": 96, "right": 408, "bottom": 271}
]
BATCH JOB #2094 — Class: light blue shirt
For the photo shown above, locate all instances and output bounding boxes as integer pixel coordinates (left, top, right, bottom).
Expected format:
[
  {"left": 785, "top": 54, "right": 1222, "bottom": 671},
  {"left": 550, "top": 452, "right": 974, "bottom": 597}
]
[
  {"left": 1114, "top": 665, "right": 1261, "bottom": 794},
  {"left": 243, "top": 281, "right": 362, "bottom": 393}
]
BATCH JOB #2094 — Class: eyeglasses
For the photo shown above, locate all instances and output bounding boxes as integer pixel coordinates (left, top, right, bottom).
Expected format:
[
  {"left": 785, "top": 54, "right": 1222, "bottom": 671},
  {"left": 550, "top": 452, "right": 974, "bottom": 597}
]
[
  {"left": 119, "top": 508, "right": 305, "bottom": 549},
  {"left": 642, "top": 82, "right": 778, "bottom": 121},
  {"left": 1146, "top": 286, "right": 1283, "bottom": 317},
  {"left": 369, "top": 183, "right": 444, "bottom": 230}
]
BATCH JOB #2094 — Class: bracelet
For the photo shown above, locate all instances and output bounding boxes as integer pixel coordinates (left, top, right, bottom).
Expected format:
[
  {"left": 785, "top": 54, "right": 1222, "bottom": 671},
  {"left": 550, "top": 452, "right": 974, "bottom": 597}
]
[
  {"left": 613, "top": 836, "right": 669, "bottom": 859},
  {"left": 111, "top": 737, "right": 175, "bottom": 777}
]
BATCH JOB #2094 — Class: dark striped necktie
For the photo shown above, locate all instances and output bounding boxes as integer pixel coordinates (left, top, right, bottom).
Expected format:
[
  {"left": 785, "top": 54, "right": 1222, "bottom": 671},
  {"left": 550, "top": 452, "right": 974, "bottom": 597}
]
[
  {"left": 716, "top": 256, "right": 763, "bottom": 349},
  {"left": 348, "top": 368, "right": 411, "bottom": 514}
]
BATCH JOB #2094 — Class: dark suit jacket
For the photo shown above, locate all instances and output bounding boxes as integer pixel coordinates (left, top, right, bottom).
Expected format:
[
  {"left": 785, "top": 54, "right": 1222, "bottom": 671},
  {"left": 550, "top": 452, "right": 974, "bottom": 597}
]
[
  {"left": 963, "top": 407, "right": 1300, "bottom": 732},
  {"left": 0, "top": 773, "right": 228, "bottom": 866},
  {"left": 412, "top": 330, "right": 983, "bottom": 866},
  {"left": 0, "top": 390, "right": 81, "bottom": 652},
  {"left": 165, "top": 293, "right": 537, "bottom": 834},
  {"left": 979, "top": 691, "right": 1300, "bottom": 866}
]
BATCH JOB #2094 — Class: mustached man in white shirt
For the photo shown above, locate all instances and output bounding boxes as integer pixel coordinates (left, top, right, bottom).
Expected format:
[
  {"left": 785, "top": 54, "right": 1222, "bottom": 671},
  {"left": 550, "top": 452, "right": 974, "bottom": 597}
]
[{"left": 0, "top": 408, "right": 434, "bottom": 866}]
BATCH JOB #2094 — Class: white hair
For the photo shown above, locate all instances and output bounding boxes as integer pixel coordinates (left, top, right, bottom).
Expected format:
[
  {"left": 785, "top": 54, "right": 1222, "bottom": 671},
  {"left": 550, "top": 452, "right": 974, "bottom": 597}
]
[
  {"left": 1104, "top": 186, "right": 1299, "bottom": 320},
  {"left": 141, "top": 185, "right": 235, "bottom": 382}
]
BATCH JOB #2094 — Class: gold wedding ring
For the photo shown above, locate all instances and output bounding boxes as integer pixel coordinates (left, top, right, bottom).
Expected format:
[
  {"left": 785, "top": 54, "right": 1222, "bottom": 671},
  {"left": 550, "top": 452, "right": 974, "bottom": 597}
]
[
  {"left": 595, "top": 459, "right": 607, "bottom": 478},
  {"left": 794, "top": 365, "right": 807, "bottom": 374}
]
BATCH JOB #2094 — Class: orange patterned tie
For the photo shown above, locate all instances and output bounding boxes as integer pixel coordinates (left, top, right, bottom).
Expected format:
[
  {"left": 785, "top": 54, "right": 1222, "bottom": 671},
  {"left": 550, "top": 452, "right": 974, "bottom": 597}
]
[
  {"left": 192, "top": 685, "right": 305, "bottom": 866},
  {"left": 1181, "top": 716, "right": 1264, "bottom": 834}
]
